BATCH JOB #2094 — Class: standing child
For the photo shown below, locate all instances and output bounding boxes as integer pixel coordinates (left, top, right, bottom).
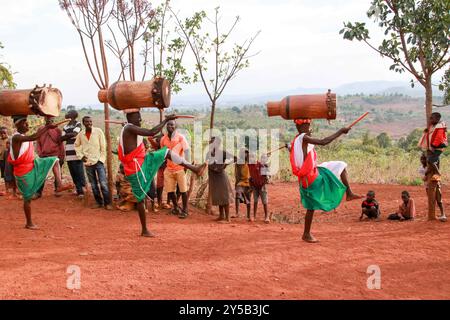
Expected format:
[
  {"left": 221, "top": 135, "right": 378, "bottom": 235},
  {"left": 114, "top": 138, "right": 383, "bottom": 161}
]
[
  {"left": 360, "top": 190, "right": 380, "bottom": 220},
  {"left": 419, "top": 153, "right": 446, "bottom": 222},
  {"left": 418, "top": 112, "right": 447, "bottom": 175},
  {"left": 249, "top": 152, "right": 271, "bottom": 223},
  {"left": 388, "top": 191, "right": 416, "bottom": 221},
  {"left": 235, "top": 149, "right": 252, "bottom": 221}
]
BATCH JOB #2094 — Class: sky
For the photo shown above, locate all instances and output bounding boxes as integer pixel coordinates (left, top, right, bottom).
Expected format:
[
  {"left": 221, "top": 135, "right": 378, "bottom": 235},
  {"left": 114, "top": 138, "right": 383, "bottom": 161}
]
[{"left": 0, "top": 0, "right": 436, "bottom": 106}]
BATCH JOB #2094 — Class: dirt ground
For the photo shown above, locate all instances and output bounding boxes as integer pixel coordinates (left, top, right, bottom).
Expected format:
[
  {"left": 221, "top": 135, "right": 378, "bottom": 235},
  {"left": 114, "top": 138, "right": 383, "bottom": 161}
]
[{"left": 1, "top": 182, "right": 449, "bottom": 300}]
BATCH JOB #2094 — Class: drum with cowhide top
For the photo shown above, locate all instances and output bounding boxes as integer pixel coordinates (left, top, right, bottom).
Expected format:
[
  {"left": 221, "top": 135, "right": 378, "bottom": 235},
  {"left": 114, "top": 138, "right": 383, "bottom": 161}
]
[{"left": 0, "top": 84, "right": 62, "bottom": 117}]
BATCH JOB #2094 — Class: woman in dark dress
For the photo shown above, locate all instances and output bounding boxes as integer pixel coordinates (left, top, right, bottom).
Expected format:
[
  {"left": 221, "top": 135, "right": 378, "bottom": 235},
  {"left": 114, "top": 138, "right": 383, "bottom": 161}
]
[{"left": 206, "top": 137, "right": 234, "bottom": 222}]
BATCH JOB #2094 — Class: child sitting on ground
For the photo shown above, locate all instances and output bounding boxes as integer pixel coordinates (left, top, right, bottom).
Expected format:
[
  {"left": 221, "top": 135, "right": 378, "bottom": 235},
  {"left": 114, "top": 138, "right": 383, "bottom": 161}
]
[
  {"left": 360, "top": 190, "right": 380, "bottom": 220},
  {"left": 388, "top": 191, "right": 415, "bottom": 221}
]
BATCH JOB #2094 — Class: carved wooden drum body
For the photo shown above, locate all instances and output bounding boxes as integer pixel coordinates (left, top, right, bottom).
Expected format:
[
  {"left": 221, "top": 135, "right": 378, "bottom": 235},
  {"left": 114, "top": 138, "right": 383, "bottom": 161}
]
[
  {"left": 267, "top": 90, "right": 337, "bottom": 120},
  {"left": 0, "top": 85, "right": 62, "bottom": 117},
  {"left": 98, "top": 77, "right": 171, "bottom": 111}
]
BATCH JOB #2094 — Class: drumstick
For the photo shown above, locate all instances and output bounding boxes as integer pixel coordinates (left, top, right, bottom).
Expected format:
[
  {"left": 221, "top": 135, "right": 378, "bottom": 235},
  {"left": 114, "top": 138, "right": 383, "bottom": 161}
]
[
  {"left": 267, "top": 145, "right": 288, "bottom": 155},
  {"left": 171, "top": 115, "right": 195, "bottom": 119},
  {"left": 53, "top": 119, "right": 71, "bottom": 127},
  {"left": 105, "top": 120, "right": 126, "bottom": 125},
  {"left": 347, "top": 112, "right": 370, "bottom": 129}
]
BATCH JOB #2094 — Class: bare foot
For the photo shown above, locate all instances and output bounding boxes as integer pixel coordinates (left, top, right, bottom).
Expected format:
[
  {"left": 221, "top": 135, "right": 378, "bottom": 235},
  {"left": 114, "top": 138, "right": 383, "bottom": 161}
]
[
  {"left": 25, "top": 224, "right": 39, "bottom": 230},
  {"left": 264, "top": 218, "right": 271, "bottom": 224},
  {"left": 141, "top": 230, "right": 156, "bottom": 238},
  {"left": 346, "top": 193, "right": 363, "bottom": 202},
  {"left": 56, "top": 183, "right": 74, "bottom": 193},
  {"left": 302, "top": 234, "right": 319, "bottom": 243}
]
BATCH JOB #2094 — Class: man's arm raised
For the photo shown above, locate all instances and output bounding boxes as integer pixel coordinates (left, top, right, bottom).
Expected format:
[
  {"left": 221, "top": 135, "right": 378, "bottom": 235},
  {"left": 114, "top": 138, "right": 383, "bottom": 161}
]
[
  {"left": 127, "top": 115, "right": 177, "bottom": 137},
  {"left": 14, "top": 125, "right": 55, "bottom": 143},
  {"left": 303, "top": 127, "right": 351, "bottom": 146}
]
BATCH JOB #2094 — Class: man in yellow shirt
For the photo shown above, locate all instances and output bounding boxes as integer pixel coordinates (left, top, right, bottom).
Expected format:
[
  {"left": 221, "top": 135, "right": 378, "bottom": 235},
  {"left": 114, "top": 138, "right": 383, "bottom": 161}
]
[{"left": 74, "top": 116, "right": 112, "bottom": 210}]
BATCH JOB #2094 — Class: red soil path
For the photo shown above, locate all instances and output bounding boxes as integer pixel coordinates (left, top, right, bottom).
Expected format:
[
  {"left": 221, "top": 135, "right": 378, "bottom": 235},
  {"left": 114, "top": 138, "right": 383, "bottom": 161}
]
[{"left": 1, "top": 182, "right": 449, "bottom": 300}]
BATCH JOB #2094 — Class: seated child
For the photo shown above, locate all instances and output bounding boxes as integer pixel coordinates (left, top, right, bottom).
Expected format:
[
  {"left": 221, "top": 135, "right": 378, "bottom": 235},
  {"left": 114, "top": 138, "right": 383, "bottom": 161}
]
[
  {"left": 388, "top": 191, "right": 415, "bottom": 221},
  {"left": 360, "top": 190, "right": 380, "bottom": 220}
]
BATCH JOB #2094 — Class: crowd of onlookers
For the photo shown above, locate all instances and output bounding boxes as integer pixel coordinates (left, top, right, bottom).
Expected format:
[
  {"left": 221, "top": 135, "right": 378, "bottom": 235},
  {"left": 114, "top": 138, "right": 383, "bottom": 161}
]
[
  {"left": 0, "top": 111, "right": 447, "bottom": 223},
  {"left": 0, "top": 112, "right": 272, "bottom": 222}
]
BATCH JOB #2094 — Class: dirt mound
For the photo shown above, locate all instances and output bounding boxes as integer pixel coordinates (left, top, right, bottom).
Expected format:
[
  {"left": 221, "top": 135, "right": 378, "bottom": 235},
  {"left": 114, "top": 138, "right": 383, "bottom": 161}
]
[{"left": 0, "top": 183, "right": 449, "bottom": 299}]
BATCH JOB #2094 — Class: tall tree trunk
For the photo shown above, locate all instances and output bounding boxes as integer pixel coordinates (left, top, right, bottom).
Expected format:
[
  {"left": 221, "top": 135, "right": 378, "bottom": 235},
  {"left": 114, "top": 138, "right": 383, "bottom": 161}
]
[
  {"left": 97, "top": 22, "right": 114, "bottom": 204},
  {"left": 104, "top": 103, "right": 114, "bottom": 203},
  {"left": 425, "top": 78, "right": 433, "bottom": 127},
  {"left": 210, "top": 101, "right": 216, "bottom": 130},
  {"left": 206, "top": 100, "right": 216, "bottom": 214}
]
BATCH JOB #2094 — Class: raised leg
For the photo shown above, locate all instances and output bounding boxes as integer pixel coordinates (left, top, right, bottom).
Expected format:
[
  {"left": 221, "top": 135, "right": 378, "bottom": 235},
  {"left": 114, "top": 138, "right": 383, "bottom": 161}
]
[
  {"left": 166, "top": 151, "right": 207, "bottom": 176},
  {"left": 340, "top": 169, "right": 362, "bottom": 202}
]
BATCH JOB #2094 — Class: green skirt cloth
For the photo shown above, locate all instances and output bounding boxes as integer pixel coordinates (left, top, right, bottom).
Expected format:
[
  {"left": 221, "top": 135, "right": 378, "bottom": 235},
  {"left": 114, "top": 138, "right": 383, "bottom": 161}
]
[
  {"left": 15, "top": 157, "right": 58, "bottom": 201},
  {"left": 299, "top": 167, "right": 347, "bottom": 211},
  {"left": 126, "top": 147, "right": 168, "bottom": 203}
]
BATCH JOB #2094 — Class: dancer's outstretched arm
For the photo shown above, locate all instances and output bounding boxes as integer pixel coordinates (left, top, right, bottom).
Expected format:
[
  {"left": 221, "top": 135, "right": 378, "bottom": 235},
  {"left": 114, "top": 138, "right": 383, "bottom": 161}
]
[{"left": 304, "top": 127, "right": 351, "bottom": 146}]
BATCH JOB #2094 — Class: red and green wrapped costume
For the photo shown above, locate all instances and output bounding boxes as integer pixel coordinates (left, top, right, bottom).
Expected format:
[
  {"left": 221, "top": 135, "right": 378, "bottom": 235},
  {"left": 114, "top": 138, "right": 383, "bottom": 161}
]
[
  {"left": 290, "top": 133, "right": 347, "bottom": 211},
  {"left": 7, "top": 134, "right": 58, "bottom": 201},
  {"left": 118, "top": 125, "right": 168, "bottom": 203}
]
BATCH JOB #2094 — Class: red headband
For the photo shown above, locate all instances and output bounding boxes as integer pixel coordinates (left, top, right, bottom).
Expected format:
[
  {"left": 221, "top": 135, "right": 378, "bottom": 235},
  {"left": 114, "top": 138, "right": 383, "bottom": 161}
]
[{"left": 294, "top": 119, "right": 312, "bottom": 125}]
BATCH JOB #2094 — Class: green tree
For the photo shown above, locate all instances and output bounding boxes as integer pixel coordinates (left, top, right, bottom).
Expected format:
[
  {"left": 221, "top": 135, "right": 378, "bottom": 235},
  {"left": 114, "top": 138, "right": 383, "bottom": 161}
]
[
  {"left": 231, "top": 106, "right": 241, "bottom": 114},
  {"left": 376, "top": 132, "right": 392, "bottom": 148},
  {"left": 145, "top": 0, "right": 193, "bottom": 95},
  {"left": 0, "top": 42, "right": 16, "bottom": 89},
  {"left": 398, "top": 128, "right": 423, "bottom": 151},
  {"left": 340, "top": 0, "right": 450, "bottom": 126},
  {"left": 440, "top": 68, "right": 450, "bottom": 105},
  {"left": 172, "top": 7, "right": 260, "bottom": 130}
]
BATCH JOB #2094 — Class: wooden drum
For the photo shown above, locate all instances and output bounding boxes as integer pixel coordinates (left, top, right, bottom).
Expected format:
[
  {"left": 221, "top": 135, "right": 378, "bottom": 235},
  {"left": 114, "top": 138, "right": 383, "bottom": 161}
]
[
  {"left": 98, "top": 77, "right": 171, "bottom": 111},
  {"left": 267, "top": 90, "right": 337, "bottom": 120},
  {"left": 0, "top": 85, "right": 62, "bottom": 117}
]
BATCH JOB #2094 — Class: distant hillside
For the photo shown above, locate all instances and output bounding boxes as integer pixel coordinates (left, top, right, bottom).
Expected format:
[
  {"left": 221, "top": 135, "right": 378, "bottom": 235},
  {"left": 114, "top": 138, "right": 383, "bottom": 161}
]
[
  {"left": 169, "top": 80, "right": 441, "bottom": 108},
  {"left": 72, "top": 80, "right": 443, "bottom": 109}
]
